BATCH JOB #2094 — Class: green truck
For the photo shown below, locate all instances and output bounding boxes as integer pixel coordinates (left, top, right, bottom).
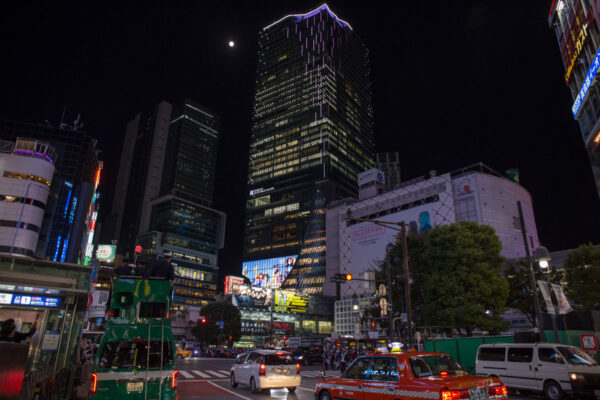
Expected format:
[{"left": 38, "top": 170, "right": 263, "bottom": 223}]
[{"left": 90, "top": 277, "right": 178, "bottom": 399}]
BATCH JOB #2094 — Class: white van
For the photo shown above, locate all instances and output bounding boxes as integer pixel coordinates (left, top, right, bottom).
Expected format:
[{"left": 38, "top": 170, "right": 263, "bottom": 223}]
[{"left": 475, "top": 343, "right": 600, "bottom": 400}]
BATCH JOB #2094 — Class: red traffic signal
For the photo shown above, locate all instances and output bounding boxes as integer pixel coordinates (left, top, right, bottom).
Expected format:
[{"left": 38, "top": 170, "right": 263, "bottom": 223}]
[
  {"left": 200, "top": 317, "right": 206, "bottom": 324},
  {"left": 371, "top": 321, "right": 375, "bottom": 328},
  {"left": 345, "top": 274, "right": 352, "bottom": 281}
]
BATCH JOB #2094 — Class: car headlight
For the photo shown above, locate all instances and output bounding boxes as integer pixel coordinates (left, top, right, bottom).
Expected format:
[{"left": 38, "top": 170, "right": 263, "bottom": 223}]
[
  {"left": 570, "top": 373, "right": 585, "bottom": 382},
  {"left": 298, "top": 356, "right": 304, "bottom": 359}
]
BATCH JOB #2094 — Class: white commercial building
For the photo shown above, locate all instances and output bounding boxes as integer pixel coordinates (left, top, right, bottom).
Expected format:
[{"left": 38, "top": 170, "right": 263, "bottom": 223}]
[
  {"left": 0, "top": 139, "right": 56, "bottom": 257},
  {"left": 326, "top": 163, "right": 539, "bottom": 300}
]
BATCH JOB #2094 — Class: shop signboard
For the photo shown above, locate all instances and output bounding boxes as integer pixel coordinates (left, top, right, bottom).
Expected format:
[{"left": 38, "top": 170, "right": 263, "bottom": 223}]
[
  {"left": 274, "top": 289, "right": 309, "bottom": 313},
  {"left": 5, "top": 293, "right": 61, "bottom": 308},
  {"left": 41, "top": 330, "right": 60, "bottom": 352},
  {"left": 272, "top": 321, "right": 294, "bottom": 335},
  {"left": 224, "top": 276, "right": 245, "bottom": 295},
  {"left": 88, "top": 289, "right": 109, "bottom": 318},
  {"left": 96, "top": 244, "right": 117, "bottom": 262},
  {"left": 231, "top": 284, "right": 272, "bottom": 309},
  {"left": 0, "top": 293, "right": 12, "bottom": 304}
]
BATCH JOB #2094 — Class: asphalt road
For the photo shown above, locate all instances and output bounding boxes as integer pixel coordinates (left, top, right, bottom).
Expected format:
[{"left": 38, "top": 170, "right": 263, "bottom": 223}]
[{"left": 175, "top": 357, "right": 544, "bottom": 400}]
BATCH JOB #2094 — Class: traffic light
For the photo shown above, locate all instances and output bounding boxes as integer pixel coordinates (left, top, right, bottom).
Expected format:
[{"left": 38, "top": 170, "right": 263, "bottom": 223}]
[
  {"left": 333, "top": 273, "right": 353, "bottom": 282},
  {"left": 200, "top": 316, "right": 206, "bottom": 324},
  {"left": 371, "top": 321, "right": 375, "bottom": 329},
  {"left": 229, "top": 336, "right": 232, "bottom": 342}
]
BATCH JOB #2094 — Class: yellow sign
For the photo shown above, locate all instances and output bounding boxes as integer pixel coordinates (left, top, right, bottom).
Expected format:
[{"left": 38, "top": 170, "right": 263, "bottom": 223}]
[
  {"left": 273, "top": 290, "right": 308, "bottom": 313},
  {"left": 565, "top": 23, "right": 589, "bottom": 84}
]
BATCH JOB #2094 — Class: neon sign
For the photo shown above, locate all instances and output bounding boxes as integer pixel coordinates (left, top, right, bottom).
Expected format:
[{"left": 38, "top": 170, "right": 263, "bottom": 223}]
[{"left": 572, "top": 46, "right": 600, "bottom": 118}]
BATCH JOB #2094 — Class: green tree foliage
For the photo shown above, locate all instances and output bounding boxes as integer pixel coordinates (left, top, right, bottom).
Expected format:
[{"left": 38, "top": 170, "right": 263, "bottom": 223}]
[
  {"left": 422, "top": 222, "right": 509, "bottom": 335},
  {"left": 378, "top": 222, "right": 509, "bottom": 336},
  {"left": 192, "top": 302, "right": 241, "bottom": 345},
  {"left": 564, "top": 244, "right": 600, "bottom": 310}
]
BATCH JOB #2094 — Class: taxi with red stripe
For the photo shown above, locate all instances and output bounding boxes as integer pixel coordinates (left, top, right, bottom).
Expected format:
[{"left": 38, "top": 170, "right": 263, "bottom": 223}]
[{"left": 314, "top": 347, "right": 507, "bottom": 400}]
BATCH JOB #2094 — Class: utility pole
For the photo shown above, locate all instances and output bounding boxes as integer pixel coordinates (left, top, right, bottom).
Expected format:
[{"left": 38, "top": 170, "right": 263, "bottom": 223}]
[
  {"left": 517, "top": 201, "right": 545, "bottom": 342},
  {"left": 385, "top": 244, "right": 394, "bottom": 340},
  {"left": 401, "top": 224, "right": 414, "bottom": 348}
]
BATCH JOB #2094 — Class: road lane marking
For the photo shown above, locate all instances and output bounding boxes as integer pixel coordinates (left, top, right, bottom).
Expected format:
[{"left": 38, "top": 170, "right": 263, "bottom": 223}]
[
  {"left": 219, "top": 370, "right": 230, "bottom": 375},
  {"left": 206, "top": 370, "right": 227, "bottom": 377},
  {"left": 192, "top": 370, "right": 211, "bottom": 378},
  {"left": 206, "top": 380, "right": 252, "bottom": 400},
  {"left": 179, "top": 370, "right": 194, "bottom": 378}
]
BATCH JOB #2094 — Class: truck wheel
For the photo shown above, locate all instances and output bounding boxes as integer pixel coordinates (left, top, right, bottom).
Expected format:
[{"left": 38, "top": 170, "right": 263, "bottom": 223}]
[
  {"left": 230, "top": 373, "right": 237, "bottom": 388},
  {"left": 250, "top": 377, "right": 260, "bottom": 394},
  {"left": 544, "top": 380, "right": 564, "bottom": 400},
  {"left": 320, "top": 391, "right": 332, "bottom": 400}
]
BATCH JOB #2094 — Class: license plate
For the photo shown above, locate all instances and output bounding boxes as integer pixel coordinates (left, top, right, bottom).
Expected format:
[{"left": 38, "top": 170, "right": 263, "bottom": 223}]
[
  {"left": 126, "top": 382, "right": 144, "bottom": 392},
  {"left": 469, "top": 387, "right": 488, "bottom": 400}
]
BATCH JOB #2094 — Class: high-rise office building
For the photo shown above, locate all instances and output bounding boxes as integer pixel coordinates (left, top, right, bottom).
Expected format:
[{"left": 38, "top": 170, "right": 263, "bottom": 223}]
[
  {"left": 243, "top": 4, "right": 374, "bottom": 294},
  {"left": 105, "top": 99, "right": 225, "bottom": 319},
  {"left": 376, "top": 152, "right": 401, "bottom": 190},
  {"left": 0, "top": 119, "right": 100, "bottom": 263},
  {"left": 549, "top": 2, "right": 600, "bottom": 197}
]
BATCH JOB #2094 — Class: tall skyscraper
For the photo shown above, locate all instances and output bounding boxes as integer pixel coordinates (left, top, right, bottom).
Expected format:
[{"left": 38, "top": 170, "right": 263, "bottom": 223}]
[
  {"left": 105, "top": 99, "right": 225, "bottom": 314},
  {"left": 243, "top": 4, "right": 374, "bottom": 294},
  {"left": 0, "top": 119, "right": 100, "bottom": 263},
  {"left": 549, "top": 2, "right": 600, "bottom": 197},
  {"left": 376, "top": 152, "right": 401, "bottom": 190}
]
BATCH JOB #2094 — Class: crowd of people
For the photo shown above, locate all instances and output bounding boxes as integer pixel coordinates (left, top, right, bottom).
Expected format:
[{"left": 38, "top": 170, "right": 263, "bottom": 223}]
[
  {"left": 114, "top": 251, "right": 174, "bottom": 280},
  {"left": 322, "top": 346, "right": 370, "bottom": 371}
]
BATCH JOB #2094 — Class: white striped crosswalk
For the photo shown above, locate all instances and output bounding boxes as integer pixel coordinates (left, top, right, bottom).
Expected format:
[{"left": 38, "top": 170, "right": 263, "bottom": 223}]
[
  {"left": 191, "top": 370, "right": 211, "bottom": 378},
  {"left": 177, "top": 368, "right": 341, "bottom": 380}
]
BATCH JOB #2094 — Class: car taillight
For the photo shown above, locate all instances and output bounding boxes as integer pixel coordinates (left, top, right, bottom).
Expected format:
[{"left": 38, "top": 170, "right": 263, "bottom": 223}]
[
  {"left": 259, "top": 363, "right": 266, "bottom": 376},
  {"left": 171, "top": 370, "right": 178, "bottom": 389},
  {"left": 440, "top": 389, "right": 469, "bottom": 400},
  {"left": 440, "top": 371, "right": 448, "bottom": 378},
  {"left": 488, "top": 385, "right": 508, "bottom": 397},
  {"left": 296, "top": 363, "right": 300, "bottom": 375},
  {"left": 90, "top": 373, "right": 97, "bottom": 395}
]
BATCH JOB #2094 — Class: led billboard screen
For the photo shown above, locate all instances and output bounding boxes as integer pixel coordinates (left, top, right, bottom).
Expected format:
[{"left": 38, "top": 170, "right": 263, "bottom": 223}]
[
  {"left": 231, "top": 284, "right": 271, "bottom": 309},
  {"left": 274, "top": 289, "right": 309, "bottom": 313},
  {"left": 242, "top": 255, "right": 297, "bottom": 289}
]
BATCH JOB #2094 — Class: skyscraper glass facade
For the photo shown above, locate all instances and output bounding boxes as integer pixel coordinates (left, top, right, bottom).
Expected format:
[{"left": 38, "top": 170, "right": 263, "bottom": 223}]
[{"left": 244, "top": 5, "right": 374, "bottom": 294}]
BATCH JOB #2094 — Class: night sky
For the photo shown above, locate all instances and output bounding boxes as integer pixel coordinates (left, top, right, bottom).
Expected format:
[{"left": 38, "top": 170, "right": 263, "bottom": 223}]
[{"left": 1, "top": 2, "right": 599, "bottom": 277}]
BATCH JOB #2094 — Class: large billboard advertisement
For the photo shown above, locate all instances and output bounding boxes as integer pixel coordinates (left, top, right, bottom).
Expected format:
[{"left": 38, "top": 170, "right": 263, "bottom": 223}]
[
  {"left": 273, "top": 289, "right": 309, "bottom": 313},
  {"left": 231, "top": 284, "right": 271, "bottom": 309},
  {"left": 345, "top": 174, "right": 455, "bottom": 291},
  {"left": 224, "top": 276, "right": 245, "bottom": 295},
  {"left": 242, "top": 255, "right": 297, "bottom": 289}
]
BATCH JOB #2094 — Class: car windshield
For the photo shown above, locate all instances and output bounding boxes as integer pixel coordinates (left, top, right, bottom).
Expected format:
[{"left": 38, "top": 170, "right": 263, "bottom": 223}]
[
  {"left": 409, "top": 355, "right": 464, "bottom": 377},
  {"left": 264, "top": 354, "right": 294, "bottom": 365},
  {"left": 557, "top": 347, "right": 598, "bottom": 366},
  {"left": 98, "top": 340, "right": 173, "bottom": 369}
]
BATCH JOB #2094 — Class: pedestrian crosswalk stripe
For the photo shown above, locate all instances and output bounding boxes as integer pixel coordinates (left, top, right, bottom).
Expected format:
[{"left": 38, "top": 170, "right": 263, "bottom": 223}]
[
  {"left": 219, "top": 370, "right": 230, "bottom": 375},
  {"left": 179, "top": 371, "right": 194, "bottom": 378},
  {"left": 206, "top": 370, "right": 227, "bottom": 378},
  {"left": 192, "top": 370, "right": 211, "bottom": 378}
]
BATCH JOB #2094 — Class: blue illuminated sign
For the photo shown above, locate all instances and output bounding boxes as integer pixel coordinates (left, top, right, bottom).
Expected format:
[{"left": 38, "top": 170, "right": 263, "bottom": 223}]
[
  {"left": 573, "top": 47, "right": 600, "bottom": 117},
  {"left": 6, "top": 293, "right": 61, "bottom": 308},
  {"left": 242, "top": 255, "right": 297, "bottom": 289}
]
